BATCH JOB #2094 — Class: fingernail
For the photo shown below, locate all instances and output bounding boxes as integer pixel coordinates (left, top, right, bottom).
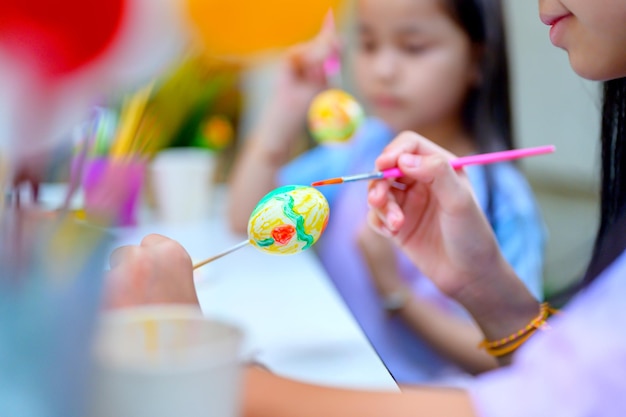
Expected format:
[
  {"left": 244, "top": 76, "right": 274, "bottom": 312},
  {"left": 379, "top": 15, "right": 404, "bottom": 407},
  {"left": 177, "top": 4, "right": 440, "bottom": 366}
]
[
  {"left": 399, "top": 154, "right": 421, "bottom": 168},
  {"left": 377, "top": 227, "right": 393, "bottom": 238},
  {"left": 388, "top": 212, "right": 401, "bottom": 230},
  {"left": 369, "top": 186, "right": 382, "bottom": 200}
]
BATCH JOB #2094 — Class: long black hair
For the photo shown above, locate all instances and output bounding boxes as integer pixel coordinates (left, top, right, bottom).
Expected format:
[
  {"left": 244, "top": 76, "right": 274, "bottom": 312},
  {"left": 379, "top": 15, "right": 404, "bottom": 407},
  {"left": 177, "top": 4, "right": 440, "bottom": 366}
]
[
  {"left": 442, "top": 0, "right": 513, "bottom": 153},
  {"left": 442, "top": 0, "right": 513, "bottom": 226},
  {"left": 582, "top": 77, "right": 626, "bottom": 285}
]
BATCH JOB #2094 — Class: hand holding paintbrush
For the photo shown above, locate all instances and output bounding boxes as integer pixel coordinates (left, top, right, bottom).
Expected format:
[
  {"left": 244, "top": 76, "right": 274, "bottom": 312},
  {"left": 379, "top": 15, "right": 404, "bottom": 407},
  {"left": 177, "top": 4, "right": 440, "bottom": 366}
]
[{"left": 353, "top": 134, "right": 557, "bottom": 304}]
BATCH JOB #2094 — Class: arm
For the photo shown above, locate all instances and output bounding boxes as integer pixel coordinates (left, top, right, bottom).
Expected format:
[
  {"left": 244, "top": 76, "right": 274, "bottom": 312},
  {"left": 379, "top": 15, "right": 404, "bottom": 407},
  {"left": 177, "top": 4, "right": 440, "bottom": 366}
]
[
  {"left": 357, "top": 225, "right": 497, "bottom": 374},
  {"left": 243, "top": 367, "right": 477, "bottom": 417},
  {"left": 228, "top": 27, "right": 338, "bottom": 233},
  {"left": 227, "top": 102, "right": 299, "bottom": 233},
  {"left": 393, "top": 296, "right": 497, "bottom": 373},
  {"left": 495, "top": 207, "right": 545, "bottom": 301},
  {"left": 484, "top": 163, "right": 545, "bottom": 301}
]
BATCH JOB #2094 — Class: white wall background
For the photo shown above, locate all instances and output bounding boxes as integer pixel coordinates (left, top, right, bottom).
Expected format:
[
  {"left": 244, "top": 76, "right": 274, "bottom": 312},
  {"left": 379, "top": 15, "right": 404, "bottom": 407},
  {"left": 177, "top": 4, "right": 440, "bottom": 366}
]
[{"left": 503, "top": 1, "right": 601, "bottom": 192}]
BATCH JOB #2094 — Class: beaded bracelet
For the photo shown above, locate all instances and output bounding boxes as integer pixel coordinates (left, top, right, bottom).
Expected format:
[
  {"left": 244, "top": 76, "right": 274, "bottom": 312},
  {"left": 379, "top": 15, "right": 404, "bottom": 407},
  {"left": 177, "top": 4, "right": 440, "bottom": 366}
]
[{"left": 478, "top": 302, "right": 559, "bottom": 357}]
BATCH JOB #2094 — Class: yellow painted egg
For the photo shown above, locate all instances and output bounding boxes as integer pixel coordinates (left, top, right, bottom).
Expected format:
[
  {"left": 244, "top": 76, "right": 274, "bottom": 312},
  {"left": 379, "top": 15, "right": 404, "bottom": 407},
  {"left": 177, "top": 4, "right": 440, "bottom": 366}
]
[{"left": 247, "top": 185, "right": 329, "bottom": 255}]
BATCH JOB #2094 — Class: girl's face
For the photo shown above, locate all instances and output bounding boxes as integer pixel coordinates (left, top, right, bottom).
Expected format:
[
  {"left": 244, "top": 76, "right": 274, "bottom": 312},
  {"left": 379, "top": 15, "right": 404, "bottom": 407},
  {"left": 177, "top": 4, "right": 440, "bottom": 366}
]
[
  {"left": 539, "top": 0, "right": 626, "bottom": 80},
  {"left": 352, "top": 0, "right": 478, "bottom": 134}
]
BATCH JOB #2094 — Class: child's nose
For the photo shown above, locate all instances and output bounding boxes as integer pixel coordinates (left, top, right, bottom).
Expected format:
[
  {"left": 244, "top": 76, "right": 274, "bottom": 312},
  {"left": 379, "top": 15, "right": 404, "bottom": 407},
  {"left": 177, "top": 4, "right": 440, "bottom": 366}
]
[{"left": 371, "top": 49, "right": 398, "bottom": 81}]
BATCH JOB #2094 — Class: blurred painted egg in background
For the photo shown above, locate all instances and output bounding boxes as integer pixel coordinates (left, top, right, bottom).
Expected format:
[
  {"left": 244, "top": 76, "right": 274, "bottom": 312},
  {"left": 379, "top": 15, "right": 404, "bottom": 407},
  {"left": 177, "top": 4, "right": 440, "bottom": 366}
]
[{"left": 308, "top": 89, "right": 365, "bottom": 145}]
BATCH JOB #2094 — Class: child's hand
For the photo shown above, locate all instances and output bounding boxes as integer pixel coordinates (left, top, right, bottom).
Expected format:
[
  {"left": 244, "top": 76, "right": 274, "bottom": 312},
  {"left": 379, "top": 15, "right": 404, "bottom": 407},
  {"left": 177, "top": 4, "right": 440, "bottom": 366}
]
[
  {"left": 258, "top": 21, "right": 341, "bottom": 149},
  {"left": 357, "top": 224, "right": 406, "bottom": 298},
  {"left": 366, "top": 131, "right": 514, "bottom": 301},
  {"left": 104, "top": 234, "right": 199, "bottom": 309},
  {"left": 279, "top": 26, "right": 340, "bottom": 108}
]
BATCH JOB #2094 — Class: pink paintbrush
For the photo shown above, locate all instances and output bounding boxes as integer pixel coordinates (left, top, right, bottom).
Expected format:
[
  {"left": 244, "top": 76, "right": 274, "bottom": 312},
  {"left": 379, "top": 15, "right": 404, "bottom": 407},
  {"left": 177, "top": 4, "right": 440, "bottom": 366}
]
[
  {"left": 311, "top": 145, "right": 556, "bottom": 186},
  {"left": 322, "top": 9, "right": 342, "bottom": 86}
]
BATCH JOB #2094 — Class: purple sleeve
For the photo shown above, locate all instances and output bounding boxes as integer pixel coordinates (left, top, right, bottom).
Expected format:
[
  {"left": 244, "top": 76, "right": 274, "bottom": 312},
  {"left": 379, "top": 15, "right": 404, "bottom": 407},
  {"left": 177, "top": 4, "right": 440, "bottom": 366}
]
[{"left": 469, "top": 251, "right": 626, "bottom": 417}]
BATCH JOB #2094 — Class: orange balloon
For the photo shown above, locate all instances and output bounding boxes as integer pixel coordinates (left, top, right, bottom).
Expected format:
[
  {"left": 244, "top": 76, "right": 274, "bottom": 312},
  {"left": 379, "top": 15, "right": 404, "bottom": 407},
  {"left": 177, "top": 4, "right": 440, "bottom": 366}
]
[{"left": 184, "top": 0, "right": 343, "bottom": 58}]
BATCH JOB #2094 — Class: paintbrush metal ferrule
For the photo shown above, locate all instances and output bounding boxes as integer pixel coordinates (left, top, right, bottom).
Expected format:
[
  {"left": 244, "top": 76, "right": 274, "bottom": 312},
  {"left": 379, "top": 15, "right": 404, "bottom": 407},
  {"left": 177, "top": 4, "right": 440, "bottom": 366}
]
[{"left": 342, "top": 171, "right": 385, "bottom": 183}]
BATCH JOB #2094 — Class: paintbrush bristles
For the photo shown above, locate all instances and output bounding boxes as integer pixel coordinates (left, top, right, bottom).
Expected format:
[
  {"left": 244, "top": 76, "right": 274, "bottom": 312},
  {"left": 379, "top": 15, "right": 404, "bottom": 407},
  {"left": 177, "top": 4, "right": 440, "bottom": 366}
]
[
  {"left": 312, "top": 171, "right": 384, "bottom": 187},
  {"left": 312, "top": 177, "right": 343, "bottom": 187}
]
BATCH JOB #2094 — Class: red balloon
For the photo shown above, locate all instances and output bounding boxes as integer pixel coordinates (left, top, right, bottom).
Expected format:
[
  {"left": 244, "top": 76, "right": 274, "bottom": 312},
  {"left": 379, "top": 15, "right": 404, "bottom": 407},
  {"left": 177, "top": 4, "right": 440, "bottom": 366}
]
[{"left": 0, "top": 0, "right": 126, "bottom": 77}]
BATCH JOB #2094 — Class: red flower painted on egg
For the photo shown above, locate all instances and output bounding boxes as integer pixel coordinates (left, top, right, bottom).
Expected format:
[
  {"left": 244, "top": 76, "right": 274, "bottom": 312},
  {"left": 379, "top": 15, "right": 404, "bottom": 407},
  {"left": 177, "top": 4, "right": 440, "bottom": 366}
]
[{"left": 272, "top": 224, "right": 296, "bottom": 245}]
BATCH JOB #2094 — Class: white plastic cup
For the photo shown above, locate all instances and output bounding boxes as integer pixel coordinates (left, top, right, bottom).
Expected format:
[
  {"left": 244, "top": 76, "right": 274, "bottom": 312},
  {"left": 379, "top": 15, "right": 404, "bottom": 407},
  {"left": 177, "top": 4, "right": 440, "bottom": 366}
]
[
  {"left": 149, "top": 148, "right": 217, "bottom": 224},
  {"left": 87, "top": 305, "right": 244, "bottom": 417}
]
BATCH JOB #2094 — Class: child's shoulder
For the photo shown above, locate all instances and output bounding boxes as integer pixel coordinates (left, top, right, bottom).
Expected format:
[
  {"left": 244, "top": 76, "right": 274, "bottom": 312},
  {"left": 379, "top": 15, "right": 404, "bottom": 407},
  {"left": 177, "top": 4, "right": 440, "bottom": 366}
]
[
  {"left": 490, "top": 162, "right": 533, "bottom": 193},
  {"left": 465, "top": 162, "right": 538, "bottom": 210},
  {"left": 356, "top": 117, "right": 395, "bottom": 143},
  {"left": 485, "top": 162, "right": 540, "bottom": 214}
]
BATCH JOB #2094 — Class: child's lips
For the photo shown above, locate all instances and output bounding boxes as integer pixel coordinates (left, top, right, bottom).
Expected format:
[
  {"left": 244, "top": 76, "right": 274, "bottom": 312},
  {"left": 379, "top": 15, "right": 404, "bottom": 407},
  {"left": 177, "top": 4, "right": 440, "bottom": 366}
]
[
  {"left": 372, "top": 95, "right": 402, "bottom": 109},
  {"left": 547, "top": 14, "right": 572, "bottom": 46}
]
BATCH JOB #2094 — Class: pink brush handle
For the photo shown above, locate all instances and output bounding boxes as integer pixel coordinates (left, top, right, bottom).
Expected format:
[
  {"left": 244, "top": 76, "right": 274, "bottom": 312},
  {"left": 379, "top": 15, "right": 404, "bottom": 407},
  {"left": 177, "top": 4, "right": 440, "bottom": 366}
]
[
  {"left": 381, "top": 167, "right": 403, "bottom": 178},
  {"left": 322, "top": 9, "right": 341, "bottom": 78},
  {"left": 450, "top": 145, "right": 556, "bottom": 169},
  {"left": 323, "top": 56, "right": 341, "bottom": 78},
  {"left": 381, "top": 145, "right": 556, "bottom": 178}
]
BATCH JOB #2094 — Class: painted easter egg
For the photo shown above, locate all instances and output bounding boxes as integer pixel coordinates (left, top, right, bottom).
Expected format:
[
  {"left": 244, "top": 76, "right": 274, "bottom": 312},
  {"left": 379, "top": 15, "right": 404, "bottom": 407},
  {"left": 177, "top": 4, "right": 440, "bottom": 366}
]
[
  {"left": 247, "top": 185, "right": 329, "bottom": 255},
  {"left": 308, "top": 89, "right": 365, "bottom": 144}
]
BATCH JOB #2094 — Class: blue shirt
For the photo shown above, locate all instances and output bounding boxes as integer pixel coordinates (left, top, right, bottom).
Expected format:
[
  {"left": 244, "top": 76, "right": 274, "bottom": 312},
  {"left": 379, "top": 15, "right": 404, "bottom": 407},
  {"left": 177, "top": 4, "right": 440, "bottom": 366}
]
[{"left": 279, "top": 118, "right": 546, "bottom": 383}]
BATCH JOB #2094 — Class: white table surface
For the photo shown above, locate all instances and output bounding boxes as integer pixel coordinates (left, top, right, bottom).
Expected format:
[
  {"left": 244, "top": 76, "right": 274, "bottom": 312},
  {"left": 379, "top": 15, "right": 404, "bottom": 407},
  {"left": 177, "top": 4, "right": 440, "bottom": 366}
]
[{"left": 112, "top": 187, "right": 399, "bottom": 392}]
